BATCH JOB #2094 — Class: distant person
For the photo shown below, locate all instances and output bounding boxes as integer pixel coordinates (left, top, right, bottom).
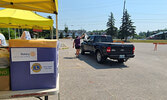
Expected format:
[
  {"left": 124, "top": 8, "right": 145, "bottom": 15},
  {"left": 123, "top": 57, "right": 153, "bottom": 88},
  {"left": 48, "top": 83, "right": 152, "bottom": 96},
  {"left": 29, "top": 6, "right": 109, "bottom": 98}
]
[
  {"left": 21, "top": 31, "right": 31, "bottom": 40},
  {"left": 73, "top": 34, "right": 85, "bottom": 57},
  {"left": 0, "top": 33, "right": 7, "bottom": 46}
]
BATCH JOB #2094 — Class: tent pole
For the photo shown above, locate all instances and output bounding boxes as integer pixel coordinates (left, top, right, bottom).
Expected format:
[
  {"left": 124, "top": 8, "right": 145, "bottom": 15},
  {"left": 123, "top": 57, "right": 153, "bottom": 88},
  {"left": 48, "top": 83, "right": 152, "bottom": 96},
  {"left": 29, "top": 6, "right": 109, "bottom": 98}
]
[
  {"left": 15, "top": 28, "right": 16, "bottom": 39},
  {"left": 50, "top": 27, "right": 53, "bottom": 39},
  {"left": 52, "top": 27, "right": 53, "bottom": 39},
  {"left": 50, "top": 29, "right": 51, "bottom": 39},
  {"left": 8, "top": 28, "right": 10, "bottom": 40},
  {"left": 18, "top": 28, "right": 20, "bottom": 38},
  {"left": 56, "top": 14, "right": 58, "bottom": 39}
]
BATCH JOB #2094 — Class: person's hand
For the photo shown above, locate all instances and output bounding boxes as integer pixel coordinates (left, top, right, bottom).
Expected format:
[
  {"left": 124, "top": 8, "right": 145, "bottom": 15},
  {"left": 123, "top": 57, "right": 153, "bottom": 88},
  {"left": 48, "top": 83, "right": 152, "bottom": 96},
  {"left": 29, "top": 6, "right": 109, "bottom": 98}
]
[{"left": 0, "top": 40, "right": 2, "bottom": 46}]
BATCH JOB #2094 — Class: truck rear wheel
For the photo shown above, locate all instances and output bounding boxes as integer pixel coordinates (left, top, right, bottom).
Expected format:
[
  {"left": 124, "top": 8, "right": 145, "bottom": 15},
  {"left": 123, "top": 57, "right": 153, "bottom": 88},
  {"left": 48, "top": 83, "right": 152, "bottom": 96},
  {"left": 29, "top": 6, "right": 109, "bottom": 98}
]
[{"left": 96, "top": 51, "right": 106, "bottom": 63}]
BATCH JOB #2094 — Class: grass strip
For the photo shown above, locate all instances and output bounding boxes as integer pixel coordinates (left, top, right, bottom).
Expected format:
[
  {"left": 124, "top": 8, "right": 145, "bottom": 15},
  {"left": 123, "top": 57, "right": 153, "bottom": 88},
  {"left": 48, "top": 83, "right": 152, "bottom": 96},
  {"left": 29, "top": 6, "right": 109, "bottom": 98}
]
[{"left": 129, "top": 40, "right": 167, "bottom": 43}]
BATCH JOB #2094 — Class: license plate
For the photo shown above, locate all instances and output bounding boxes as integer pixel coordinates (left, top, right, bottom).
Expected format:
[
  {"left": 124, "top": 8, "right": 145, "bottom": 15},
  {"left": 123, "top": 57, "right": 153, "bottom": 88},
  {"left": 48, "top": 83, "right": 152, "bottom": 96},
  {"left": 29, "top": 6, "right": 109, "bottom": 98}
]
[{"left": 119, "top": 55, "right": 125, "bottom": 58}]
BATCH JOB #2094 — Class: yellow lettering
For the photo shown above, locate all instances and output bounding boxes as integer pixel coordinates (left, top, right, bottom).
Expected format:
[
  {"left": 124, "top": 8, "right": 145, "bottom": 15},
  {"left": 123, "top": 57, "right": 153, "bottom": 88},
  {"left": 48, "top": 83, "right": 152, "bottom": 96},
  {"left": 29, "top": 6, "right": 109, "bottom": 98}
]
[{"left": 0, "top": 71, "right": 7, "bottom": 75}]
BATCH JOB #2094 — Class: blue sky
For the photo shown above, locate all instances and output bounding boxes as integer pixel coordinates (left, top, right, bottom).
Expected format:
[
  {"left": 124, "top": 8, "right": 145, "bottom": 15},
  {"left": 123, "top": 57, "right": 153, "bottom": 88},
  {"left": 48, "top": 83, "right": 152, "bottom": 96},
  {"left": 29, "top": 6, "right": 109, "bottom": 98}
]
[
  {"left": 56, "top": 0, "right": 167, "bottom": 33},
  {"left": 1, "top": 0, "right": 167, "bottom": 34}
]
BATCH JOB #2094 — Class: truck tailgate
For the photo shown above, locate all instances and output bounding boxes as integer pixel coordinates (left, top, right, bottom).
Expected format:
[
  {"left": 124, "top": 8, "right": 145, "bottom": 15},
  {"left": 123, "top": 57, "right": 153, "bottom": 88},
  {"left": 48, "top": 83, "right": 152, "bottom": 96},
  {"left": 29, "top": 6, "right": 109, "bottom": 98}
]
[{"left": 100, "top": 42, "right": 134, "bottom": 55}]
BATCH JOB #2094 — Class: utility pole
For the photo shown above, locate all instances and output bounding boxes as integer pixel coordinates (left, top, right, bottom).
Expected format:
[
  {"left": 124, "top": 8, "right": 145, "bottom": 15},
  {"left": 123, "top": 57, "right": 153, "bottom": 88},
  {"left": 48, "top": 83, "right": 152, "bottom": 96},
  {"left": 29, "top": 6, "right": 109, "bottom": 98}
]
[
  {"left": 123, "top": 0, "right": 126, "bottom": 14},
  {"left": 121, "top": 0, "right": 126, "bottom": 40},
  {"left": 123, "top": 0, "right": 126, "bottom": 22}
]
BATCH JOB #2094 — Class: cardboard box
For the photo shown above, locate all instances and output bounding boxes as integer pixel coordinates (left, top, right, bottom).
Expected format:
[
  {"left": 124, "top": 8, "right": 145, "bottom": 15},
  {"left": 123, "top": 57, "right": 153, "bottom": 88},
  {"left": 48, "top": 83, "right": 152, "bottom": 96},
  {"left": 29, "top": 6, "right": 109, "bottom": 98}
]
[
  {"left": 0, "top": 47, "right": 10, "bottom": 68},
  {"left": 9, "top": 39, "right": 58, "bottom": 91},
  {"left": 0, "top": 68, "right": 10, "bottom": 90}
]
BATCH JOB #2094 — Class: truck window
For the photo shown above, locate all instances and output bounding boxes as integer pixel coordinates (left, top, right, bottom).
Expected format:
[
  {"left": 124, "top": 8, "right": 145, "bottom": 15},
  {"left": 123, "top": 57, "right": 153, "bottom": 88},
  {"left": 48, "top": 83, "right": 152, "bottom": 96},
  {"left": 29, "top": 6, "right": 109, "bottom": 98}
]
[
  {"left": 94, "top": 36, "right": 113, "bottom": 42},
  {"left": 101, "top": 36, "right": 113, "bottom": 42},
  {"left": 87, "top": 36, "right": 94, "bottom": 41},
  {"left": 94, "top": 36, "right": 101, "bottom": 42}
]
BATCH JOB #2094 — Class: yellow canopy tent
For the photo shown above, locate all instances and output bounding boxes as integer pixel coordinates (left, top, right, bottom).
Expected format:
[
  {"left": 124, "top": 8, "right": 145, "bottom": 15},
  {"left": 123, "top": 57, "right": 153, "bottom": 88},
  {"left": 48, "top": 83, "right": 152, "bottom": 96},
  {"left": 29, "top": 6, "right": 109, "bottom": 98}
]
[
  {"left": 0, "top": 0, "right": 58, "bottom": 39},
  {"left": 0, "top": 8, "right": 53, "bottom": 30},
  {"left": 0, "top": 0, "right": 58, "bottom": 14}
]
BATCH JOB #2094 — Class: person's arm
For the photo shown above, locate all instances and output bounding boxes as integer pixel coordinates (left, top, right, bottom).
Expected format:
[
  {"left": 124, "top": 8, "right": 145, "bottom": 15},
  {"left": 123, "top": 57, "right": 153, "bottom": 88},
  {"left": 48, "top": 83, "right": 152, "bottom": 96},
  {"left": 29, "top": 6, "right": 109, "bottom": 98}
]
[
  {"left": 80, "top": 34, "right": 85, "bottom": 39},
  {"left": 73, "top": 40, "right": 75, "bottom": 48},
  {"left": 0, "top": 39, "right": 2, "bottom": 46},
  {"left": 21, "top": 31, "right": 26, "bottom": 39}
]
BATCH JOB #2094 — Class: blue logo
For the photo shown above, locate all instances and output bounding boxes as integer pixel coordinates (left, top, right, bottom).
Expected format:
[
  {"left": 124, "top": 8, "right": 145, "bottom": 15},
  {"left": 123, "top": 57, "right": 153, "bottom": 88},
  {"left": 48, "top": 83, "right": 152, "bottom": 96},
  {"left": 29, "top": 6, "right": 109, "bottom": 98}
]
[{"left": 31, "top": 63, "right": 42, "bottom": 73}]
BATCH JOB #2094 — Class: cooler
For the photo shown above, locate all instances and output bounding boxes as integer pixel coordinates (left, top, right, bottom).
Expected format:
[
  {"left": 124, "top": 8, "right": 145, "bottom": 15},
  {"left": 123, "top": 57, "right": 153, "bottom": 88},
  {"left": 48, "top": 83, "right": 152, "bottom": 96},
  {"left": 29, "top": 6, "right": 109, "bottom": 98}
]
[{"left": 9, "top": 39, "right": 59, "bottom": 91}]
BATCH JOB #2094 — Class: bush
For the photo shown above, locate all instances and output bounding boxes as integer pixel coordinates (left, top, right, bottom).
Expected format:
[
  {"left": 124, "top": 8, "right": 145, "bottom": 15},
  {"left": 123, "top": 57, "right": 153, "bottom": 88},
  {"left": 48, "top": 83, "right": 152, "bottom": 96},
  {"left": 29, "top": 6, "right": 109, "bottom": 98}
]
[{"left": 0, "top": 28, "right": 17, "bottom": 40}]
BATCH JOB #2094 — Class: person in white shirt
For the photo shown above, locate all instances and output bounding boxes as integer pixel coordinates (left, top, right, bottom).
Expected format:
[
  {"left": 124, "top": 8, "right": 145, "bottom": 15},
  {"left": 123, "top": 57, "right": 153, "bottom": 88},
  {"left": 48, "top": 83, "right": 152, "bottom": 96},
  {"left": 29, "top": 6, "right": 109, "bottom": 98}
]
[
  {"left": 0, "top": 33, "right": 8, "bottom": 68},
  {"left": 0, "top": 33, "right": 7, "bottom": 46},
  {"left": 21, "top": 31, "right": 31, "bottom": 40}
]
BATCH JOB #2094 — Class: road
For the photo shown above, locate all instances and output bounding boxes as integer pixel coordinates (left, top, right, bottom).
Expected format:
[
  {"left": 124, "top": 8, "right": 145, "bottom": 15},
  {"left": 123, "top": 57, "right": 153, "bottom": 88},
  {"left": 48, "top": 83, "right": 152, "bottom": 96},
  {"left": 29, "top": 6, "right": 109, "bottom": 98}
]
[{"left": 7, "top": 39, "right": 167, "bottom": 100}]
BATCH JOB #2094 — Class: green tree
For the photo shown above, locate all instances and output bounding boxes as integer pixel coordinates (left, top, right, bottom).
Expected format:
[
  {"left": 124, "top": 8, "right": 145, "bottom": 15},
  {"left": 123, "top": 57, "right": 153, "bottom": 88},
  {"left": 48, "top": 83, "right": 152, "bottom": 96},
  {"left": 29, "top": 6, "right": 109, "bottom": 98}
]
[
  {"left": 119, "top": 10, "right": 136, "bottom": 41},
  {"left": 59, "top": 32, "right": 64, "bottom": 38},
  {"left": 139, "top": 32, "right": 146, "bottom": 39},
  {"left": 92, "top": 30, "right": 105, "bottom": 35},
  {"left": 64, "top": 26, "right": 68, "bottom": 37},
  {"left": 133, "top": 34, "right": 144, "bottom": 39},
  {"left": 0, "top": 28, "right": 15, "bottom": 40},
  {"left": 72, "top": 32, "right": 75, "bottom": 39},
  {"left": 106, "top": 12, "right": 117, "bottom": 38},
  {"left": 42, "top": 30, "right": 50, "bottom": 38},
  {"left": 146, "top": 30, "right": 151, "bottom": 37}
]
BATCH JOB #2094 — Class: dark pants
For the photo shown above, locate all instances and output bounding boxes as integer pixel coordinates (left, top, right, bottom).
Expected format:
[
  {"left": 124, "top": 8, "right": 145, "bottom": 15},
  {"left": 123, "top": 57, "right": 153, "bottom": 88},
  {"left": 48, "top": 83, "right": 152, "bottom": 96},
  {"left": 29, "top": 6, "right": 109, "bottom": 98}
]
[{"left": 75, "top": 46, "right": 81, "bottom": 49}]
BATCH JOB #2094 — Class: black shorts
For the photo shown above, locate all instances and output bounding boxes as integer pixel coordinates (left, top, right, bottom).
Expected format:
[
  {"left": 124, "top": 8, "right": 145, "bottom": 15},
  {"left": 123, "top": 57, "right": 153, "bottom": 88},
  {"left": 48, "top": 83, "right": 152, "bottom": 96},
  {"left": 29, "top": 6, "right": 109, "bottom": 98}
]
[{"left": 75, "top": 46, "right": 81, "bottom": 49}]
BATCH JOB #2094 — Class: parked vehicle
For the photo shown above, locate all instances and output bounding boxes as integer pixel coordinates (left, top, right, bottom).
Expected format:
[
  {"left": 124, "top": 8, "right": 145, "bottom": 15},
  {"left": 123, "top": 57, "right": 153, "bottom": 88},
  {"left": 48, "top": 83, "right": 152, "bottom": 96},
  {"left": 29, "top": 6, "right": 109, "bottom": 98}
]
[
  {"left": 81, "top": 35, "right": 135, "bottom": 63},
  {"left": 45, "top": 36, "right": 56, "bottom": 39}
]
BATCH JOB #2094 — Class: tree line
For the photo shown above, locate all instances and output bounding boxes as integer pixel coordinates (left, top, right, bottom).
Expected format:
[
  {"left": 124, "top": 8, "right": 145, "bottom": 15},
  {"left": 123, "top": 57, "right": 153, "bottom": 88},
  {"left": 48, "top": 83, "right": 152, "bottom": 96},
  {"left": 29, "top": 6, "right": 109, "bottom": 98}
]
[
  {"left": 59, "top": 10, "right": 136, "bottom": 41},
  {"left": 106, "top": 10, "right": 135, "bottom": 41},
  {"left": 138, "top": 29, "right": 167, "bottom": 39},
  {"left": 1, "top": 13, "right": 166, "bottom": 40},
  {"left": 0, "top": 28, "right": 53, "bottom": 40}
]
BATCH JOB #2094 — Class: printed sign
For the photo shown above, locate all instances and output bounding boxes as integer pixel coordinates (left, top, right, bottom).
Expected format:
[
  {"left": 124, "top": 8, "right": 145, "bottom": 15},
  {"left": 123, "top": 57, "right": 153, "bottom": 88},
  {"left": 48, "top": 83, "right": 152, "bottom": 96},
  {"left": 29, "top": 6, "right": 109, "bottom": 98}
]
[
  {"left": 11, "top": 48, "right": 37, "bottom": 62},
  {"left": 0, "top": 68, "right": 9, "bottom": 76},
  {"left": 30, "top": 61, "right": 54, "bottom": 74}
]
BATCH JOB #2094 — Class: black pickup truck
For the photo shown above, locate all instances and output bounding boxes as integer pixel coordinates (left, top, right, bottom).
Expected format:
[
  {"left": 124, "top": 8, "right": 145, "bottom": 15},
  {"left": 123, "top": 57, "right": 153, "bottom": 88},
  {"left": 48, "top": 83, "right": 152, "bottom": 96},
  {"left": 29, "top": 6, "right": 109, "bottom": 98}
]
[{"left": 81, "top": 35, "right": 135, "bottom": 63}]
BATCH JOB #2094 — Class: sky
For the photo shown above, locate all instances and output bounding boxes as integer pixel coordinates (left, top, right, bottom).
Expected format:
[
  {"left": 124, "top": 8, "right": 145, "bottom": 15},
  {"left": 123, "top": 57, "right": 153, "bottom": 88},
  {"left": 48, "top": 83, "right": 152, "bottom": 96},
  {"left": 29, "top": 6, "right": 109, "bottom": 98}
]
[
  {"left": 56, "top": 0, "right": 167, "bottom": 33},
  {"left": 1, "top": 0, "right": 167, "bottom": 34}
]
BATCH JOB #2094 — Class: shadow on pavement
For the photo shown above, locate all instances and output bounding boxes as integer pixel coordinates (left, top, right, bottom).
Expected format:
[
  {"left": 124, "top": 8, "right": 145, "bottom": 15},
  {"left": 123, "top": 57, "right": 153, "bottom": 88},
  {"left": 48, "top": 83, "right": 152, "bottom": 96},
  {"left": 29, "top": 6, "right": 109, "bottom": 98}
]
[
  {"left": 64, "top": 57, "right": 77, "bottom": 59},
  {"left": 78, "top": 54, "right": 128, "bottom": 69}
]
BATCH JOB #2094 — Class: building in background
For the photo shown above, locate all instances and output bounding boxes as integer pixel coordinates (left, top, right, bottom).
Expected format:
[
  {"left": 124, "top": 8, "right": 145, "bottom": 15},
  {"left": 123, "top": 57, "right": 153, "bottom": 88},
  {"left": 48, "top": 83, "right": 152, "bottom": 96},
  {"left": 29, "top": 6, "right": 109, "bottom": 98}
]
[{"left": 147, "top": 31, "right": 167, "bottom": 40}]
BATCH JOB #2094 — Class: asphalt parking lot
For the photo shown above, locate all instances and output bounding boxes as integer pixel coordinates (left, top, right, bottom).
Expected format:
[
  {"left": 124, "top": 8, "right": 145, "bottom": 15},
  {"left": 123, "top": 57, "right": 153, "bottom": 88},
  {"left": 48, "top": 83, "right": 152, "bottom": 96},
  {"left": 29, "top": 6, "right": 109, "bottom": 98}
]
[
  {"left": 9, "top": 39, "right": 167, "bottom": 100},
  {"left": 58, "top": 39, "right": 167, "bottom": 100}
]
